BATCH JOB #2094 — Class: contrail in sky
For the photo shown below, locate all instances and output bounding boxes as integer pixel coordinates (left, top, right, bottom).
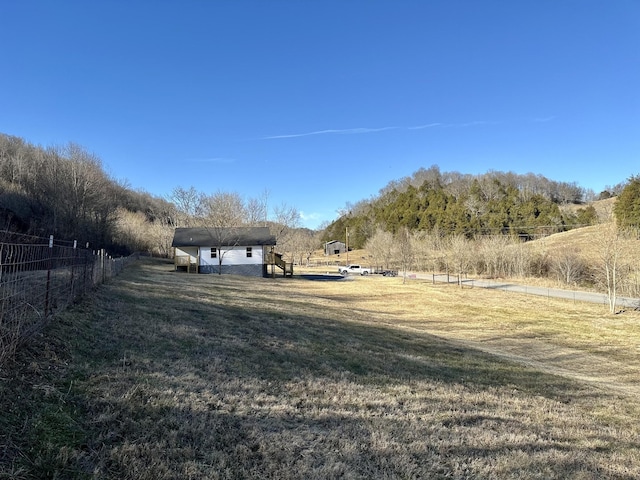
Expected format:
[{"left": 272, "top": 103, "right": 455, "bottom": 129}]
[
  {"left": 531, "top": 116, "right": 556, "bottom": 123},
  {"left": 186, "top": 157, "right": 236, "bottom": 163},
  {"left": 263, "top": 121, "right": 497, "bottom": 139},
  {"left": 263, "top": 126, "right": 398, "bottom": 139},
  {"left": 407, "top": 123, "right": 443, "bottom": 129}
]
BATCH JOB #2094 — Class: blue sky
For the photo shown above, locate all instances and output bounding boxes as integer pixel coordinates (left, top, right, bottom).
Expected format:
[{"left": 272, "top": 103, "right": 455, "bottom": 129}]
[{"left": 1, "top": 1, "right": 638, "bottom": 229}]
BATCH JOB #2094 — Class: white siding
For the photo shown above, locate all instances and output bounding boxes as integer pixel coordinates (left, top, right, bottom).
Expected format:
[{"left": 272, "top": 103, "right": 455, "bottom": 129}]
[{"left": 199, "top": 245, "right": 264, "bottom": 267}]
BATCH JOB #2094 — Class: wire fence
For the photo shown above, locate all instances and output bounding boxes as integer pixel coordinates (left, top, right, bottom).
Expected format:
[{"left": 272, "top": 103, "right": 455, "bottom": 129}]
[{"left": 0, "top": 231, "right": 137, "bottom": 367}]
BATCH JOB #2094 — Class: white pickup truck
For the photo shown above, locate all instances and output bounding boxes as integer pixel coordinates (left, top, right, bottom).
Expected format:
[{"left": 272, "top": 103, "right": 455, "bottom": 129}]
[{"left": 338, "top": 264, "right": 372, "bottom": 276}]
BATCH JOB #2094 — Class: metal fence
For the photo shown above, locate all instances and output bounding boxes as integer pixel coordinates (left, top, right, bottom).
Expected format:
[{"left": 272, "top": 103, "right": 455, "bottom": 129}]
[{"left": 0, "top": 232, "right": 137, "bottom": 366}]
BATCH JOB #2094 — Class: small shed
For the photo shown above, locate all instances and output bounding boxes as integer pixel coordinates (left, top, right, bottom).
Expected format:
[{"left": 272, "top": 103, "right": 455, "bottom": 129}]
[
  {"left": 325, "top": 240, "right": 347, "bottom": 255},
  {"left": 172, "top": 227, "right": 277, "bottom": 276}
]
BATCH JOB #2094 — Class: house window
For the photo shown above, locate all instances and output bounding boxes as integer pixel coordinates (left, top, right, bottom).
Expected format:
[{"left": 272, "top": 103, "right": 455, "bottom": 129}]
[
  {"left": 246, "top": 247, "right": 252, "bottom": 258},
  {"left": 211, "top": 247, "right": 217, "bottom": 258}
]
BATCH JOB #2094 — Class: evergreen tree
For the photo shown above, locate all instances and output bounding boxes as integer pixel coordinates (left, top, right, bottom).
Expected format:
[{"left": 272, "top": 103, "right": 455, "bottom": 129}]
[
  {"left": 326, "top": 166, "right": 602, "bottom": 243},
  {"left": 614, "top": 175, "right": 640, "bottom": 230}
]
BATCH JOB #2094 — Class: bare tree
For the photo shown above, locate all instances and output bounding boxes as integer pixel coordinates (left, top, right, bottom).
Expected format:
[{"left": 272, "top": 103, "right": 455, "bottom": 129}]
[
  {"left": 448, "top": 234, "right": 473, "bottom": 287},
  {"left": 288, "top": 229, "right": 319, "bottom": 266},
  {"left": 270, "top": 202, "right": 300, "bottom": 252},
  {"left": 169, "top": 186, "right": 203, "bottom": 227},
  {"left": 409, "top": 230, "right": 432, "bottom": 272},
  {"left": 31, "top": 143, "right": 118, "bottom": 245},
  {"left": 149, "top": 216, "right": 174, "bottom": 257},
  {"left": 200, "top": 191, "right": 248, "bottom": 274},
  {"left": 505, "top": 240, "right": 535, "bottom": 278},
  {"left": 595, "top": 222, "right": 629, "bottom": 314},
  {"left": 64, "top": 143, "right": 117, "bottom": 240},
  {"left": 395, "top": 226, "right": 414, "bottom": 284},
  {"left": 246, "top": 189, "right": 269, "bottom": 226},
  {"left": 364, "top": 227, "right": 395, "bottom": 270}
]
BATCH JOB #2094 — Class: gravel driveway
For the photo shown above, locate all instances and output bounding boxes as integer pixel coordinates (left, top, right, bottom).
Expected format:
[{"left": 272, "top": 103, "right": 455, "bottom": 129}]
[{"left": 410, "top": 272, "right": 639, "bottom": 310}]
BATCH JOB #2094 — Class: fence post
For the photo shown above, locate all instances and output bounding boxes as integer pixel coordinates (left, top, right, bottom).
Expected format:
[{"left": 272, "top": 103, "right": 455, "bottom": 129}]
[
  {"left": 44, "top": 235, "right": 53, "bottom": 316},
  {"left": 69, "top": 240, "right": 77, "bottom": 302},
  {"left": 101, "top": 249, "right": 106, "bottom": 284}
]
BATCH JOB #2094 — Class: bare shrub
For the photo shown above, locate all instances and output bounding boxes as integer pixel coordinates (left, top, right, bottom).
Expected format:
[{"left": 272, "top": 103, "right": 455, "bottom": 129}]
[
  {"left": 447, "top": 234, "right": 474, "bottom": 285},
  {"left": 551, "top": 247, "right": 587, "bottom": 286},
  {"left": 477, "top": 235, "right": 513, "bottom": 278},
  {"left": 364, "top": 227, "right": 395, "bottom": 270}
]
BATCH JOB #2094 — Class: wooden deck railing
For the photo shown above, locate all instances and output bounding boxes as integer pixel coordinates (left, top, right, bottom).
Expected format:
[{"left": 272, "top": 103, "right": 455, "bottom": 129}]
[
  {"left": 266, "top": 251, "right": 293, "bottom": 277},
  {"left": 174, "top": 255, "right": 198, "bottom": 273}
]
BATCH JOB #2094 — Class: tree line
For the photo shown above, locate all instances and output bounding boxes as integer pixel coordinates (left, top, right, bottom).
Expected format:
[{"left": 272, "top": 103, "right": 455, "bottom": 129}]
[
  {"left": 322, "top": 165, "right": 610, "bottom": 249},
  {"left": 353, "top": 173, "right": 640, "bottom": 313},
  {"left": 362, "top": 220, "right": 640, "bottom": 313},
  {"left": 3, "top": 132, "right": 637, "bottom": 273},
  {"left": 0, "top": 133, "right": 177, "bottom": 253},
  {"left": 0, "top": 132, "right": 318, "bottom": 259}
]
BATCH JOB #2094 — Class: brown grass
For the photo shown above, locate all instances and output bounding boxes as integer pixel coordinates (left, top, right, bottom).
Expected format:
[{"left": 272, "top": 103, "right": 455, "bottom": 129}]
[
  {"left": 560, "top": 196, "right": 616, "bottom": 222},
  {"left": 3, "top": 257, "right": 640, "bottom": 479},
  {"left": 525, "top": 223, "right": 640, "bottom": 262}
]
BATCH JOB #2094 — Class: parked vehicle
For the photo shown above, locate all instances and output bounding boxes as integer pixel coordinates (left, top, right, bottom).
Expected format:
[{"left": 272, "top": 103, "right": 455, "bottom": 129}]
[
  {"left": 338, "top": 264, "right": 399, "bottom": 277},
  {"left": 338, "top": 264, "right": 372, "bottom": 276}
]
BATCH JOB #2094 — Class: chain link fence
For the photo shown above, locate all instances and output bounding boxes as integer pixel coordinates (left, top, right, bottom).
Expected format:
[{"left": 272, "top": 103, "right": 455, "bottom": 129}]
[{"left": 0, "top": 231, "right": 137, "bottom": 366}]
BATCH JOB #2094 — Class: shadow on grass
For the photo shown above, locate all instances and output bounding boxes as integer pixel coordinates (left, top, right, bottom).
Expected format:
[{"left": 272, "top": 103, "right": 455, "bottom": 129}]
[
  {"left": 101, "top": 264, "right": 591, "bottom": 400},
  {"left": 5, "top": 258, "right": 639, "bottom": 479},
  {"left": 296, "top": 274, "right": 345, "bottom": 281}
]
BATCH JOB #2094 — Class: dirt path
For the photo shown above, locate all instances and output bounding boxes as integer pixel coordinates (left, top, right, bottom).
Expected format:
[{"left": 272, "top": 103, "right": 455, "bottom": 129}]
[
  {"left": 381, "top": 318, "right": 640, "bottom": 398},
  {"left": 462, "top": 336, "right": 640, "bottom": 398}
]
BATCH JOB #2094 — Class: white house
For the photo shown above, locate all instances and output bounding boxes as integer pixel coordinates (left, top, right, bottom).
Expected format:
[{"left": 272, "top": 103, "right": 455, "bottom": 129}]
[{"left": 171, "top": 227, "right": 278, "bottom": 276}]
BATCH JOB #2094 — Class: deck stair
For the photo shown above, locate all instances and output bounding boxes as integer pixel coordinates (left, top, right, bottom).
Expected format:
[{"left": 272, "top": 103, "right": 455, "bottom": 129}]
[{"left": 267, "top": 251, "right": 293, "bottom": 277}]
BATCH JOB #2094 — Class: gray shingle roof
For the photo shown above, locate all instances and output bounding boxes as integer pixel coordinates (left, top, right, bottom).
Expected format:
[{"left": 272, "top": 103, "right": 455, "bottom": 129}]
[{"left": 171, "top": 227, "right": 276, "bottom": 247}]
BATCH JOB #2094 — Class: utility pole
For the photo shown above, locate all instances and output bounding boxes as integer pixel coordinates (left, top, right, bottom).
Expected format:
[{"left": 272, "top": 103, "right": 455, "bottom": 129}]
[{"left": 346, "top": 226, "right": 349, "bottom": 264}]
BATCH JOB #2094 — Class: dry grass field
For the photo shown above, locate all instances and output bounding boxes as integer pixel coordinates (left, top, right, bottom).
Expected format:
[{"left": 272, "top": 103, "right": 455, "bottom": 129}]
[
  {"left": 526, "top": 223, "right": 640, "bottom": 264},
  {"left": 2, "top": 256, "right": 640, "bottom": 479}
]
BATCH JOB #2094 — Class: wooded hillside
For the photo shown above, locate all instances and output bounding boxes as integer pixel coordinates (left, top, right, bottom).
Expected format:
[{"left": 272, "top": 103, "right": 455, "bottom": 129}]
[
  {"left": 323, "top": 165, "right": 613, "bottom": 249},
  {"left": 0, "top": 133, "right": 312, "bottom": 257},
  {"left": 0, "top": 133, "right": 175, "bottom": 253}
]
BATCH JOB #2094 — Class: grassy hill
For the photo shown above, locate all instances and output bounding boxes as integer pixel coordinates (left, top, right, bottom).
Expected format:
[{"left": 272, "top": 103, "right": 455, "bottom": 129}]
[
  {"left": 526, "top": 198, "right": 639, "bottom": 268},
  {"left": 560, "top": 196, "right": 616, "bottom": 223}
]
